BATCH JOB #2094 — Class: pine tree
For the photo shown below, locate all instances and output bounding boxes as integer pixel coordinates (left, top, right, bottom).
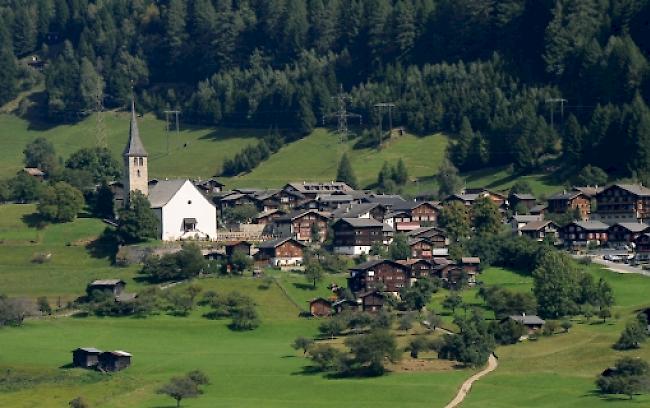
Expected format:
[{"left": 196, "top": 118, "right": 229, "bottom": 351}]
[
  {"left": 563, "top": 114, "right": 583, "bottom": 163},
  {"left": 451, "top": 117, "right": 473, "bottom": 168},
  {"left": 393, "top": 159, "right": 409, "bottom": 185},
  {"left": 0, "top": 24, "right": 19, "bottom": 105},
  {"left": 336, "top": 153, "right": 358, "bottom": 188}
]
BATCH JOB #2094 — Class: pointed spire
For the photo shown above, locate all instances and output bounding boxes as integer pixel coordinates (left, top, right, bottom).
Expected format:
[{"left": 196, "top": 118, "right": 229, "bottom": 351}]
[{"left": 123, "top": 97, "right": 148, "bottom": 157}]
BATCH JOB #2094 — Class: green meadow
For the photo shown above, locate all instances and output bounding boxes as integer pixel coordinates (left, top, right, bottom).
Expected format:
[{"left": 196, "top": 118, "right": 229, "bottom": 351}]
[{"left": 2, "top": 203, "right": 650, "bottom": 407}]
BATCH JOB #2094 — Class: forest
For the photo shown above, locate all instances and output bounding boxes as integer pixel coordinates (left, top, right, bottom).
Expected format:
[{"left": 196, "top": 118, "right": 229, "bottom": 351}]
[{"left": 1, "top": 0, "right": 650, "bottom": 179}]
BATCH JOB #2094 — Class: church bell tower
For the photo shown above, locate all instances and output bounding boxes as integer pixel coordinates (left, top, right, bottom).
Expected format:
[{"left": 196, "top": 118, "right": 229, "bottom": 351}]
[{"left": 123, "top": 99, "right": 148, "bottom": 200}]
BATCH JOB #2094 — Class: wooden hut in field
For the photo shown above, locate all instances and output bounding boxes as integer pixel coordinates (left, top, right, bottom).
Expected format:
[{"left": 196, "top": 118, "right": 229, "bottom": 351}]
[
  {"left": 98, "top": 350, "right": 132, "bottom": 372},
  {"left": 72, "top": 347, "right": 102, "bottom": 368}
]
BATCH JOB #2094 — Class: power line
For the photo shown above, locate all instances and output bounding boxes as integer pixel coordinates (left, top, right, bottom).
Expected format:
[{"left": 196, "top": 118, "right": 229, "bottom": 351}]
[
  {"left": 322, "top": 84, "right": 362, "bottom": 143},
  {"left": 373, "top": 102, "right": 396, "bottom": 147},
  {"left": 163, "top": 109, "right": 181, "bottom": 155},
  {"left": 545, "top": 98, "right": 567, "bottom": 129}
]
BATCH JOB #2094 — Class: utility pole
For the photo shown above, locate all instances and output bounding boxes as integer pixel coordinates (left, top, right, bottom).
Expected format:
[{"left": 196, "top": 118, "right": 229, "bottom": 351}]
[
  {"left": 322, "top": 85, "right": 362, "bottom": 143},
  {"left": 545, "top": 98, "right": 567, "bottom": 129},
  {"left": 94, "top": 82, "right": 107, "bottom": 148},
  {"left": 163, "top": 109, "right": 181, "bottom": 155},
  {"left": 374, "top": 102, "right": 396, "bottom": 147}
]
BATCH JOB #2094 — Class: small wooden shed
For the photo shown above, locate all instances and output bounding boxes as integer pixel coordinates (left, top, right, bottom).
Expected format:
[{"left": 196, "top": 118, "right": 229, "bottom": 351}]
[
  {"left": 86, "top": 279, "right": 126, "bottom": 297},
  {"left": 358, "top": 291, "right": 384, "bottom": 312},
  {"left": 98, "top": 350, "right": 132, "bottom": 372},
  {"left": 72, "top": 347, "right": 102, "bottom": 368},
  {"left": 309, "top": 298, "right": 333, "bottom": 317}
]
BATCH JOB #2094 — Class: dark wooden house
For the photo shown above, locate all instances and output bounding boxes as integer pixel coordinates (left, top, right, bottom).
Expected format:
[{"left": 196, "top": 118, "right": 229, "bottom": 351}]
[
  {"left": 547, "top": 190, "right": 591, "bottom": 220},
  {"left": 596, "top": 184, "right": 650, "bottom": 224},
  {"left": 505, "top": 314, "right": 545, "bottom": 333},
  {"left": 225, "top": 241, "right": 253, "bottom": 258},
  {"left": 607, "top": 222, "right": 649, "bottom": 244},
  {"left": 332, "top": 299, "right": 360, "bottom": 314},
  {"left": 520, "top": 220, "right": 559, "bottom": 242},
  {"left": 559, "top": 221, "right": 609, "bottom": 247},
  {"left": 408, "top": 238, "right": 436, "bottom": 259},
  {"left": 72, "top": 347, "right": 102, "bottom": 368},
  {"left": 397, "top": 259, "right": 434, "bottom": 280},
  {"left": 358, "top": 290, "right": 385, "bottom": 312},
  {"left": 98, "top": 350, "right": 132, "bottom": 372},
  {"left": 86, "top": 279, "right": 126, "bottom": 298},
  {"left": 256, "top": 237, "right": 306, "bottom": 267},
  {"left": 348, "top": 259, "right": 411, "bottom": 293},
  {"left": 274, "top": 210, "right": 329, "bottom": 243},
  {"left": 309, "top": 298, "right": 333, "bottom": 317},
  {"left": 332, "top": 217, "right": 385, "bottom": 255},
  {"left": 508, "top": 193, "right": 537, "bottom": 211},
  {"left": 634, "top": 233, "right": 650, "bottom": 262}
]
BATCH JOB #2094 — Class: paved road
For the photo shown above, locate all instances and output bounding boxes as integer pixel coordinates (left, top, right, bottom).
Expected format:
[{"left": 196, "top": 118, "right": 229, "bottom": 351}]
[
  {"left": 582, "top": 256, "right": 650, "bottom": 277},
  {"left": 444, "top": 354, "right": 498, "bottom": 408}
]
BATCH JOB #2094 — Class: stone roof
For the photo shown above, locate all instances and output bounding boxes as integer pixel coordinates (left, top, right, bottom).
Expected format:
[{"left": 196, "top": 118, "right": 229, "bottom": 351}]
[
  {"left": 461, "top": 257, "right": 481, "bottom": 264},
  {"left": 520, "top": 220, "right": 556, "bottom": 231},
  {"left": 573, "top": 220, "right": 610, "bottom": 231},
  {"left": 510, "top": 193, "right": 536, "bottom": 200},
  {"left": 257, "top": 237, "right": 306, "bottom": 249},
  {"left": 123, "top": 99, "right": 148, "bottom": 157},
  {"left": 548, "top": 190, "right": 584, "bottom": 201},
  {"left": 610, "top": 184, "right": 650, "bottom": 197},
  {"left": 611, "top": 222, "right": 649, "bottom": 233},
  {"left": 509, "top": 314, "right": 545, "bottom": 326},
  {"left": 331, "top": 203, "right": 381, "bottom": 219},
  {"left": 335, "top": 217, "right": 384, "bottom": 228},
  {"left": 511, "top": 214, "right": 543, "bottom": 223},
  {"left": 89, "top": 279, "right": 125, "bottom": 286}
]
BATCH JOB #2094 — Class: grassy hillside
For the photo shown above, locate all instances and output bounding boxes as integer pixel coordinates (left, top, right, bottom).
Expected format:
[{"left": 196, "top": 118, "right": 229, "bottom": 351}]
[
  {"left": 0, "top": 113, "right": 260, "bottom": 180},
  {"left": 225, "top": 128, "right": 449, "bottom": 189},
  {"left": 0, "top": 113, "right": 566, "bottom": 196}
]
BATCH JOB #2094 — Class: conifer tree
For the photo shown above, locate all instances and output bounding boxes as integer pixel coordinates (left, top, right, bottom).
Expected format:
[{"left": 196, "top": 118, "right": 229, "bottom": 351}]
[{"left": 336, "top": 153, "right": 358, "bottom": 189}]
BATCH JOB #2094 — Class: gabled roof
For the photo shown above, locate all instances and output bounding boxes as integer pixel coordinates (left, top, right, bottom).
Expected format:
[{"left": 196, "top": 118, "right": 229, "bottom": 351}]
[
  {"left": 530, "top": 204, "right": 548, "bottom": 213},
  {"left": 74, "top": 347, "right": 102, "bottom": 353},
  {"left": 350, "top": 259, "right": 410, "bottom": 272},
  {"left": 285, "top": 181, "right": 353, "bottom": 193},
  {"left": 106, "top": 350, "right": 132, "bottom": 357},
  {"left": 123, "top": 99, "right": 148, "bottom": 157},
  {"left": 610, "top": 222, "right": 649, "bottom": 233},
  {"left": 572, "top": 186, "right": 604, "bottom": 197},
  {"left": 511, "top": 214, "right": 543, "bottom": 223},
  {"left": 548, "top": 190, "right": 585, "bottom": 201},
  {"left": 509, "top": 314, "right": 545, "bottom": 325},
  {"left": 318, "top": 194, "right": 354, "bottom": 203},
  {"left": 89, "top": 279, "right": 125, "bottom": 286},
  {"left": 461, "top": 257, "right": 481, "bottom": 264},
  {"left": 607, "top": 184, "right": 650, "bottom": 197},
  {"left": 275, "top": 209, "right": 328, "bottom": 222},
  {"left": 257, "top": 236, "right": 306, "bottom": 249},
  {"left": 147, "top": 179, "right": 186, "bottom": 208},
  {"left": 393, "top": 200, "right": 438, "bottom": 211},
  {"left": 520, "top": 220, "right": 558, "bottom": 232},
  {"left": 569, "top": 220, "right": 610, "bottom": 231},
  {"left": 334, "top": 217, "right": 384, "bottom": 228},
  {"left": 331, "top": 203, "right": 382, "bottom": 219},
  {"left": 365, "top": 194, "right": 408, "bottom": 208},
  {"left": 510, "top": 193, "right": 536, "bottom": 200},
  {"left": 254, "top": 209, "right": 285, "bottom": 219}
]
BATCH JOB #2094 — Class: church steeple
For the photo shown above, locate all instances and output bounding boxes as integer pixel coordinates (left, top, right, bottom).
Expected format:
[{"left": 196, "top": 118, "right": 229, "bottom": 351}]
[
  {"left": 123, "top": 99, "right": 148, "bottom": 158},
  {"left": 123, "top": 98, "right": 148, "bottom": 199}
]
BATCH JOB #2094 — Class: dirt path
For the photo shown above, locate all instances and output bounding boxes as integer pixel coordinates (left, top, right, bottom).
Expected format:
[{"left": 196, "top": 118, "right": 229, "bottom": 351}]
[{"left": 443, "top": 354, "right": 498, "bottom": 408}]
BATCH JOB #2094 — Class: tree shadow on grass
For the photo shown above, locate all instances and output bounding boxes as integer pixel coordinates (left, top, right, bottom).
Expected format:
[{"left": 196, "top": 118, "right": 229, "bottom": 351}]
[
  {"left": 292, "top": 282, "right": 316, "bottom": 291},
  {"left": 58, "top": 363, "right": 75, "bottom": 370},
  {"left": 85, "top": 228, "right": 119, "bottom": 262},
  {"left": 584, "top": 390, "right": 641, "bottom": 403},
  {"left": 21, "top": 212, "right": 48, "bottom": 230}
]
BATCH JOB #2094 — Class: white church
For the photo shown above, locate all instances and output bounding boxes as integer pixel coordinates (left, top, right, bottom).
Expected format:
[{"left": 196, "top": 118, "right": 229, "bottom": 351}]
[{"left": 122, "top": 101, "right": 217, "bottom": 241}]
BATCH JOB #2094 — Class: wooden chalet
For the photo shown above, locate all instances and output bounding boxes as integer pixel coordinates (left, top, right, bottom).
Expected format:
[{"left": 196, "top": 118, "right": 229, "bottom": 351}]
[
  {"left": 607, "top": 222, "right": 649, "bottom": 244},
  {"left": 505, "top": 314, "right": 545, "bottom": 333},
  {"left": 218, "top": 192, "right": 257, "bottom": 212},
  {"left": 529, "top": 204, "right": 548, "bottom": 216},
  {"left": 316, "top": 193, "right": 356, "bottom": 210},
  {"left": 358, "top": 290, "right": 385, "bottom": 312},
  {"left": 364, "top": 194, "right": 409, "bottom": 210},
  {"left": 509, "top": 193, "right": 537, "bottom": 210},
  {"left": 408, "top": 238, "right": 433, "bottom": 259},
  {"left": 559, "top": 221, "right": 609, "bottom": 247},
  {"left": 256, "top": 237, "right": 306, "bottom": 267},
  {"left": 331, "top": 203, "right": 387, "bottom": 222},
  {"left": 283, "top": 181, "right": 353, "bottom": 200},
  {"left": 595, "top": 184, "right": 650, "bottom": 224},
  {"left": 634, "top": 233, "right": 650, "bottom": 262},
  {"left": 395, "top": 201, "right": 439, "bottom": 224},
  {"left": 332, "top": 298, "right": 360, "bottom": 314},
  {"left": 253, "top": 189, "right": 306, "bottom": 211},
  {"left": 332, "top": 217, "right": 385, "bottom": 255},
  {"left": 348, "top": 259, "right": 411, "bottom": 293},
  {"left": 397, "top": 259, "right": 435, "bottom": 280},
  {"left": 384, "top": 210, "right": 420, "bottom": 232},
  {"left": 519, "top": 220, "right": 559, "bottom": 242},
  {"left": 432, "top": 258, "right": 479, "bottom": 287},
  {"left": 253, "top": 209, "right": 286, "bottom": 225},
  {"left": 194, "top": 178, "right": 224, "bottom": 195},
  {"left": 86, "top": 279, "right": 126, "bottom": 298},
  {"left": 225, "top": 241, "right": 253, "bottom": 257},
  {"left": 72, "top": 347, "right": 102, "bottom": 368},
  {"left": 309, "top": 298, "right": 333, "bottom": 317},
  {"left": 510, "top": 214, "right": 544, "bottom": 233},
  {"left": 446, "top": 189, "right": 507, "bottom": 207},
  {"left": 274, "top": 210, "right": 329, "bottom": 243},
  {"left": 98, "top": 351, "right": 132, "bottom": 372},
  {"left": 547, "top": 190, "right": 591, "bottom": 220}
]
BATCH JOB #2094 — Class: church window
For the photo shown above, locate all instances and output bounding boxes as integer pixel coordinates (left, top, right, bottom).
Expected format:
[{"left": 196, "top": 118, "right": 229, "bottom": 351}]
[
  {"left": 187, "top": 200, "right": 192, "bottom": 204},
  {"left": 137, "top": 170, "right": 141, "bottom": 177},
  {"left": 139, "top": 157, "right": 144, "bottom": 166}
]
